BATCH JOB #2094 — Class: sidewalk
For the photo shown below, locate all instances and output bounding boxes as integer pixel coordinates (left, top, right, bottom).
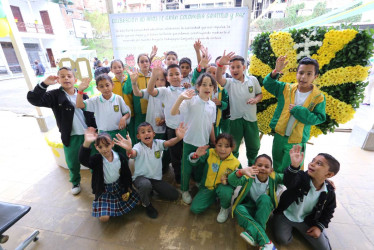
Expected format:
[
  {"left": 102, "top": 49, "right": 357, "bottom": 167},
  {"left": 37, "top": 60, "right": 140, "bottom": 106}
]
[{"left": 0, "top": 104, "right": 373, "bottom": 249}]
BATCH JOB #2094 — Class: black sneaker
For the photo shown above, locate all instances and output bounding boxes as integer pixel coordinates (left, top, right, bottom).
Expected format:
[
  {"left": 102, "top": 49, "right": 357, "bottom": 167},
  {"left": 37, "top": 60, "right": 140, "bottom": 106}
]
[{"left": 145, "top": 203, "right": 158, "bottom": 219}]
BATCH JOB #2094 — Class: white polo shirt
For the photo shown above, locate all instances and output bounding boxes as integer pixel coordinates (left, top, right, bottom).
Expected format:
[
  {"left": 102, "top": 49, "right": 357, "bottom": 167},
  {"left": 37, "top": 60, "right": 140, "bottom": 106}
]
[
  {"left": 132, "top": 139, "right": 165, "bottom": 181},
  {"left": 224, "top": 75, "right": 262, "bottom": 122},
  {"left": 102, "top": 150, "right": 121, "bottom": 184},
  {"left": 141, "top": 89, "right": 166, "bottom": 134},
  {"left": 155, "top": 86, "right": 184, "bottom": 129},
  {"left": 63, "top": 89, "right": 87, "bottom": 136},
  {"left": 179, "top": 95, "right": 216, "bottom": 147},
  {"left": 284, "top": 180, "right": 327, "bottom": 222},
  {"left": 248, "top": 175, "right": 269, "bottom": 202},
  {"left": 84, "top": 94, "right": 130, "bottom": 132}
]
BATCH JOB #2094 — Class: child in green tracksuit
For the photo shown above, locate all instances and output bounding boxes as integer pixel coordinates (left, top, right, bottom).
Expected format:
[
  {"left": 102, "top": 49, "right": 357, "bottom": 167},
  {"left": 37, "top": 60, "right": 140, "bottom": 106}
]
[
  {"left": 263, "top": 56, "right": 326, "bottom": 173},
  {"left": 228, "top": 154, "right": 283, "bottom": 250},
  {"left": 189, "top": 134, "right": 241, "bottom": 223}
]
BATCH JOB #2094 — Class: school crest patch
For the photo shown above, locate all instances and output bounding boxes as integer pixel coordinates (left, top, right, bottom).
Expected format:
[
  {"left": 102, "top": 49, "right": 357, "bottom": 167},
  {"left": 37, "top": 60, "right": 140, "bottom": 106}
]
[
  {"left": 248, "top": 86, "right": 253, "bottom": 93},
  {"left": 113, "top": 105, "right": 119, "bottom": 112},
  {"left": 154, "top": 151, "right": 161, "bottom": 159},
  {"left": 211, "top": 163, "right": 219, "bottom": 172}
]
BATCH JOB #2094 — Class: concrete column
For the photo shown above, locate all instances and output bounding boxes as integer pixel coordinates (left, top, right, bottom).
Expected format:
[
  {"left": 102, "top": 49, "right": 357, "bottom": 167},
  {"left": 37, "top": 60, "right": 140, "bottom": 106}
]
[{"left": 0, "top": 43, "right": 13, "bottom": 76}]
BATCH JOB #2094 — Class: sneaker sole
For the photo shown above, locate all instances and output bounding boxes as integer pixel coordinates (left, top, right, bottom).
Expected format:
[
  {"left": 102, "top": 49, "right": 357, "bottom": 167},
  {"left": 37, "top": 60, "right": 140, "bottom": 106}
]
[{"left": 240, "top": 232, "right": 256, "bottom": 246}]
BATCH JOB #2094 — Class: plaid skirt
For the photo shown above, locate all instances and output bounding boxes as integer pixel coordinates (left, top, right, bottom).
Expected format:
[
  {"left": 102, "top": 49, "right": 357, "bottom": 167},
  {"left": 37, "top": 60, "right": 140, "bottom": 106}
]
[{"left": 92, "top": 180, "right": 139, "bottom": 218}]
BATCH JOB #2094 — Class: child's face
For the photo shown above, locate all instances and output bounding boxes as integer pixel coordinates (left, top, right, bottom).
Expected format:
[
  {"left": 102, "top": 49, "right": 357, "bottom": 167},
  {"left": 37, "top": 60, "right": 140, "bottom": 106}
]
[
  {"left": 58, "top": 69, "right": 77, "bottom": 91},
  {"left": 215, "top": 138, "right": 233, "bottom": 160},
  {"left": 180, "top": 63, "right": 191, "bottom": 78},
  {"left": 254, "top": 157, "right": 273, "bottom": 180},
  {"left": 138, "top": 56, "right": 150, "bottom": 73},
  {"left": 97, "top": 79, "right": 113, "bottom": 99},
  {"left": 229, "top": 60, "right": 246, "bottom": 81},
  {"left": 156, "top": 74, "right": 166, "bottom": 88},
  {"left": 137, "top": 125, "right": 155, "bottom": 147},
  {"left": 167, "top": 67, "right": 182, "bottom": 87},
  {"left": 207, "top": 66, "right": 217, "bottom": 80},
  {"left": 111, "top": 61, "right": 124, "bottom": 79},
  {"left": 165, "top": 55, "right": 178, "bottom": 66},
  {"left": 196, "top": 76, "right": 214, "bottom": 101},
  {"left": 307, "top": 155, "right": 334, "bottom": 180},
  {"left": 297, "top": 64, "right": 318, "bottom": 89},
  {"left": 95, "top": 140, "right": 114, "bottom": 160}
]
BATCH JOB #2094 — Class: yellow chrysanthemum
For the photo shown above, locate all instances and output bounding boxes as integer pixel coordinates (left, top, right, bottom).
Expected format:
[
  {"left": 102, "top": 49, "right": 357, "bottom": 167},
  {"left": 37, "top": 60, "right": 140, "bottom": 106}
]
[{"left": 316, "top": 66, "right": 370, "bottom": 87}]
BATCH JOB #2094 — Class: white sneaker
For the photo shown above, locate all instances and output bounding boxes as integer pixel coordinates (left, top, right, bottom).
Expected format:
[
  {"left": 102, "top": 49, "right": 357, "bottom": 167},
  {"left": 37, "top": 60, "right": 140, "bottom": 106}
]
[
  {"left": 182, "top": 191, "right": 192, "bottom": 204},
  {"left": 217, "top": 207, "right": 229, "bottom": 223},
  {"left": 240, "top": 231, "right": 256, "bottom": 246},
  {"left": 71, "top": 184, "right": 81, "bottom": 195},
  {"left": 260, "top": 241, "right": 277, "bottom": 250}
]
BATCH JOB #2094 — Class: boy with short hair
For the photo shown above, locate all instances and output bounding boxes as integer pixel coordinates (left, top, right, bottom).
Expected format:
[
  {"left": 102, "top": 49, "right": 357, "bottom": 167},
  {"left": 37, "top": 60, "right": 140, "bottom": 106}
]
[
  {"left": 179, "top": 57, "right": 193, "bottom": 88},
  {"left": 113, "top": 122, "right": 185, "bottom": 218},
  {"left": 148, "top": 64, "right": 185, "bottom": 184},
  {"left": 273, "top": 145, "right": 339, "bottom": 250},
  {"left": 165, "top": 51, "right": 178, "bottom": 67},
  {"left": 27, "top": 67, "right": 96, "bottom": 195},
  {"left": 216, "top": 52, "right": 263, "bottom": 166},
  {"left": 263, "top": 56, "right": 326, "bottom": 173}
]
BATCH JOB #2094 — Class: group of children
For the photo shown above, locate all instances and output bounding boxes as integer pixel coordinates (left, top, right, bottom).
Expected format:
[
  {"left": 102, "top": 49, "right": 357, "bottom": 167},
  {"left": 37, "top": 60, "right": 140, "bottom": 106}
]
[{"left": 27, "top": 43, "right": 340, "bottom": 250}]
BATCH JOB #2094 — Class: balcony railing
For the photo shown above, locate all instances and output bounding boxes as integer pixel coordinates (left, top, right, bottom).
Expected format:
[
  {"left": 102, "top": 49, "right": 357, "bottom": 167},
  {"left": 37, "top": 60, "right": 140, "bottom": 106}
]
[{"left": 15, "top": 22, "right": 54, "bottom": 34}]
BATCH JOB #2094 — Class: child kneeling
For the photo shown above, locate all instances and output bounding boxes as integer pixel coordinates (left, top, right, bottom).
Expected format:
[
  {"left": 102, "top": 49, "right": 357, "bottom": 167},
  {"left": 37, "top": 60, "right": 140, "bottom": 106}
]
[
  {"left": 114, "top": 122, "right": 185, "bottom": 219},
  {"left": 189, "top": 134, "right": 241, "bottom": 223},
  {"left": 273, "top": 145, "right": 339, "bottom": 250},
  {"left": 228, "top": 154, "right": 283, "bottom": 250},
  {"left": 79, "top": 127, "right": 139, "bottom": 222}
]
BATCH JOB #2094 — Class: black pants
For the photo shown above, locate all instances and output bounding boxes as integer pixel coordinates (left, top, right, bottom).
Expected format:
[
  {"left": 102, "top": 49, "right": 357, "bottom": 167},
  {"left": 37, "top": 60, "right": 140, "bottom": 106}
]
[{"left": 166, "top": 126, "right": 183, "bottom": 183}]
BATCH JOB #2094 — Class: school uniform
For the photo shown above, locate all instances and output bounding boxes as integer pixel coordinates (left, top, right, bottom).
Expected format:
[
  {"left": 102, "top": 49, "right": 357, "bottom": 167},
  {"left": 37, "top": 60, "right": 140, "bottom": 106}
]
[
  {"left": 211, "top": 85, "right": 229, "bottom": 137},
  {"left": 181, "top": 73, "right": 193, "bottom": 88},
  {"left": 79, "top": 146, "right": 139, "bottom": 218},
  {"left": 263, "top": 73, "right": 326, "bottom": 173},
  {"left": 228, "top": 170, "right": 283, "bottom": 246},
  {"left": 179, "top": 95, "right": 216, "bottom": 191},
  {"left": 27, "top": 82, "right": 96, "bottom": 186},
  {"left": 224, "top": 75, "right": 262, "bottom": 166},
  {"left": 83, "top": 94, "right": 130, "bottom": 155},
  {"left": 155, "top": 86, "right": 185, "bottom": 182},
  {"left": 132, "top": 140, "right": 178, "bottom": 206},
  {"left": 189, "top": 149, "right": 241, "bottom": 213}
]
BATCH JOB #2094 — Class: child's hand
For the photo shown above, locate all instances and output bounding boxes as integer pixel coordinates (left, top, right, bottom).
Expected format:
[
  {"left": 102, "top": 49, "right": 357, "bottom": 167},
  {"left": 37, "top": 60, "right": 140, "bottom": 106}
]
[
  {"left": 289, "top": 104, "right": 296, "bottom": 111},
  {"left": 155, "top": 118, "right": 165, "bottom": 126},
  {"left": 150, "top": 45, "right": 158, "bottom": 59},
  {"left": 218, "top": 50, "right": 236, "bottom": 66},
  {"left": 180, "top": 89, "right": 195, "bottom": 100},
  {"left": 195, "top": 145, "right": 209, "bottom": 157},
  {"left": 212, "top": 98, "right": 221, "bottom": 106},
  {"left": 193, "top": 39, "right": 202, "bottom": 51},
  {"left": 127, "top": 68, "right": 139, "bottom": 84},
  {"left": 220, "top": 175, "right": 228, "bottom": 185},
  {"left": 118, "top": 115, "right": 128, "bottom": 130},
  {"left": 306, "top": 226, "right": 321, "bottom": 239},
  {"left": 43, "top": 75, "right": 59, "bottom": 85},
  {"left": 113, "top": 133, "right": 132, "bottom": 151},
  {"left": 275, "top": 56, "right": 288, "bottom": 73},
  {"left": 151, "top": 65, "right": 164, "bottom": 77},
  {"left": 241, "top": 166, "right": 259, "bottom": 178},
  {"left": 175, "top": 122, "right": 187, "bottom": 139},
  {"left": 84, "top": 127, "right": 98, "bottom": 144},
  {"left": 289, "top": 145, "right": 304, "bottom": 168},
  {"left": 78, "top": 77, "right": 91, "bottom": 91},
  {"left": 246, "top": 98, "right": 258, "bottom": 105},
  {"left": 183, "top": 82, "right": 192, "bottom": 89}
]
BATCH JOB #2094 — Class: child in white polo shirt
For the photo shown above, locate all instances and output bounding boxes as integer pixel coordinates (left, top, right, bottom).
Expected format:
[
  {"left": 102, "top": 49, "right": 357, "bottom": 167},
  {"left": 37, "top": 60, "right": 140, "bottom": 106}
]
[
  {"left": 113, "top": 122, "right": 186, "bottom": 219},
  {"left": 148, "top": 64, "right": 185, "bottom": 184},
  {"left": 216, "top": 53, "right": 263, "bottom": 166},
  {"left": 170, "top": 73, "right": 217, "bottom": 204},
  {"left": 76, "top": 74, "right": 131, "bottom": 156}
]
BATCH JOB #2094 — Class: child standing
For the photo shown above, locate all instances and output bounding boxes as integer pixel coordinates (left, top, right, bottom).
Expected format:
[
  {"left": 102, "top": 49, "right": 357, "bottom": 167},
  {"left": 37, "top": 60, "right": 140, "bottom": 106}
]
[
  {"left": 273, "top": 145, "right": 339, "bottom": 250},
  {"left": 171, "top": 73, "right": 217, "bottom": 204},
  {"left": 79, "top": 127, "right": 138, "bottom": 222},
  {"left": 228, "top": 154, "right": 283, "bottom": 249},
  {"left": 27, "top": 67, "right": 96, "bottom": 195},
  {"left": 164, "top": 51, "right": 179, "bottom": 68},
  {"left": 113, "top": 122, "right": 185, "bottom": 218},
  {"left": 189, "top": 134, "right": 241, "bottom": 223},
  {"left": 148, "top": 64, "right": 185, "bottom": 184},
  {"left": 76, "top": 74, "right": 131, "bottom": 156},
  {"left": 263, "top": 56, "right": 326, "bottom": 173},
  {"left": 179, "top": 57, "right": 193, "bottom": 88},
  {"left": 216, "top": 53, "right": 263, "bottom": 166}
]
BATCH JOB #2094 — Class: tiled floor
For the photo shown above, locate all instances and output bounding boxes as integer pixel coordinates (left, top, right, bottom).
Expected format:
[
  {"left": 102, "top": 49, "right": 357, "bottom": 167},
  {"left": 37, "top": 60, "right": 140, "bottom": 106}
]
[{"left": 0, "top": 103, "right": 373, "bottom": 249}]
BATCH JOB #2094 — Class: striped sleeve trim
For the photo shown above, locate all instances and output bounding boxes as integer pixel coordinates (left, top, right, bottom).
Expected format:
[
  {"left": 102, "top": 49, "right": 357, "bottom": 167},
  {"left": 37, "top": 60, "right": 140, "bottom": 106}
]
[
  {"left": 317, "top": 222, "right": 325, "bottom": 231},
  {"left": 288, "top": 165, "right": 299, "bottom": 174}
]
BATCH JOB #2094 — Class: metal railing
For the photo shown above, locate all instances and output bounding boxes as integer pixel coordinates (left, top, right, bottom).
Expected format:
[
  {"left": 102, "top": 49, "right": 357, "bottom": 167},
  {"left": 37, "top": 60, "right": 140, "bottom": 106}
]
[{"left": 15, "top": 22, "right": 54, "bottom": 34}]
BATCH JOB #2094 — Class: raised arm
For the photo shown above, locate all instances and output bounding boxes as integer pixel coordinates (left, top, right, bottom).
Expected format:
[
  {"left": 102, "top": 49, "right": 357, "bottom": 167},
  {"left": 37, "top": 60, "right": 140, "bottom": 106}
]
[
  {"left": 79, "top": 127, "right": 98, "bottom": 168},
  {"left": 193, "top": 39, "right": 202, "bottom": 65},
  {"left": 216, "top": 51, "right": 235, "bottom": 87},
  {"left": 164, "top": 122, "right": 186, "bottom": 148},
  {"left": 149, "top": 45, "right": 158, "bottom": 63},
  {"left": 27, "top": 75, "right": 59, "bottom": 107},
  {"left": 113, "top": 133, "right": 137, "bottom": 158},
  {"left": 76, "top": 78, "right": 91, "bottom": 109},
  {"left": 147, "top": 66, "right": 163, "bottom": 97},
  {"left": 128, "top": 68, "right": 142, "bottom": 97},
  {"left": 170, "top": 89, "right": 195, "bottom": 115}
]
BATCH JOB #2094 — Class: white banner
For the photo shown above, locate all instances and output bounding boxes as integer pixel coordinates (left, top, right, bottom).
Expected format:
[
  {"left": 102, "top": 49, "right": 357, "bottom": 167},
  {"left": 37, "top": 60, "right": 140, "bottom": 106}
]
[{"left": 109, "top": 8, "right": 249, "bottom": 68}]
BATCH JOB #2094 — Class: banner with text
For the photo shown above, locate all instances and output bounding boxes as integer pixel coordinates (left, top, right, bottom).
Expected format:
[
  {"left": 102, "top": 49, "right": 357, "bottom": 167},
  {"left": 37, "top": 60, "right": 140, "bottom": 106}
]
[{"left": 109, "top": 8, "right": 249, "bottom": 68}]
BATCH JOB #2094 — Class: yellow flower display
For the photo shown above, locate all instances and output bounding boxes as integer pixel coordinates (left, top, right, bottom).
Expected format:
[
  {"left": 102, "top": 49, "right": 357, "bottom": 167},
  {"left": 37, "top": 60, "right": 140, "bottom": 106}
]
[{"left": 316, "top": 65, "right": 370, "bottom": 87}]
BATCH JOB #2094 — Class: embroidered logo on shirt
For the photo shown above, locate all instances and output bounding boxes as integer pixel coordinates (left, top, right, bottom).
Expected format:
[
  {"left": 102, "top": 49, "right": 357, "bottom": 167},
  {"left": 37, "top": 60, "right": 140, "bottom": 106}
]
[
  {"left": 248, "top": 86, "right": 253, "bottom": 93},
  {"left": 212, "top": 163, "right": 219, "bottom": 172},
  {"left": 113, "top": 105, "right": 119, "bottom": 112},
  {"left": 154, "top": 151, "right": 161, "bottom": 159}
]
